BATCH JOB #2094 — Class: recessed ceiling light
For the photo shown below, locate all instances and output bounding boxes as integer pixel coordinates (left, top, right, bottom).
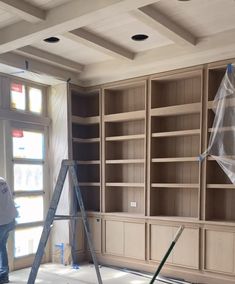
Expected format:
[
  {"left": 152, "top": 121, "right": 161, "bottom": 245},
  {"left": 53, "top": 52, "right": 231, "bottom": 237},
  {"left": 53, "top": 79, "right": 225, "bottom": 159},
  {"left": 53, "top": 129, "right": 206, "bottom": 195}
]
[
  {"left": 177, "top": 0, "right": 191, "bottom": 1},
  {"left": 131, "top": 34, "right": 149, "bottom": 41},
  {"left": 44, "top": 37, "right": 60, "bottom": 43}
]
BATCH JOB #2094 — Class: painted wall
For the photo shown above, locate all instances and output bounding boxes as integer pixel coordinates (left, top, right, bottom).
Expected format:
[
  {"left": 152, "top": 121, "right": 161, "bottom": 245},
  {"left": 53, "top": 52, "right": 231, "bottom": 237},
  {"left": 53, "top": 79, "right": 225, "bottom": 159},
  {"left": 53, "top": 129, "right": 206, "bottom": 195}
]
[{"left": 48, "top": 83, "right": 71, "bottom": 262}]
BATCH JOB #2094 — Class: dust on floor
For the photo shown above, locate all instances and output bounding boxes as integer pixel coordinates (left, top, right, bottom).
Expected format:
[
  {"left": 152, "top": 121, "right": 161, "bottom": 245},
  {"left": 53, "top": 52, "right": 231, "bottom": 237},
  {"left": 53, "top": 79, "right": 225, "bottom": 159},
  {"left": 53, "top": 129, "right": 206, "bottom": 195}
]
[{"left": 9, "top": 263, "right": 163, "bottom": 283}]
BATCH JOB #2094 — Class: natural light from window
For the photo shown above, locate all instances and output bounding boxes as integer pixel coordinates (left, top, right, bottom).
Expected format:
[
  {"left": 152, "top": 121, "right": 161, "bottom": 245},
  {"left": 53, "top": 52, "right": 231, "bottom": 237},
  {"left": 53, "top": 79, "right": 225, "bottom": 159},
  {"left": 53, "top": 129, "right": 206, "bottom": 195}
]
[
  {"left": 12, "top": 129, "right": 44, "bottom": 159},
  {"left": 10, "top": 83, "right": 26, "bottom": 111},
  {"left": 29, "top": 87, "right": 42, "bottom": 113}
]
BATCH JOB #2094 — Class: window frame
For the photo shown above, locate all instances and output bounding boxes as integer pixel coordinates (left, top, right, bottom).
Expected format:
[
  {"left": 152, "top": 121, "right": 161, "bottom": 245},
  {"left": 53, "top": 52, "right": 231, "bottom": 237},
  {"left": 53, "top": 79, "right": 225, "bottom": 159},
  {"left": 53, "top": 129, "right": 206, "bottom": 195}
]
[
  {"left": 10, "top": 79, "right": 47, "bottom": 116},
  {"left": 10, "top": 122, "right": 49, "bottom": 263}
]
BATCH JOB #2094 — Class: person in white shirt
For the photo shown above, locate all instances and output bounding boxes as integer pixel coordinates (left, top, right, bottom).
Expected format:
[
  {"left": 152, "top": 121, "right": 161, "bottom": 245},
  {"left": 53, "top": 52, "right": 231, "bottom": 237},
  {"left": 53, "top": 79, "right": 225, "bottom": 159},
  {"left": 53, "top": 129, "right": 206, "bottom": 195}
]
[{"left": 0, "top": 177, "right": 17, "bottom": 284}]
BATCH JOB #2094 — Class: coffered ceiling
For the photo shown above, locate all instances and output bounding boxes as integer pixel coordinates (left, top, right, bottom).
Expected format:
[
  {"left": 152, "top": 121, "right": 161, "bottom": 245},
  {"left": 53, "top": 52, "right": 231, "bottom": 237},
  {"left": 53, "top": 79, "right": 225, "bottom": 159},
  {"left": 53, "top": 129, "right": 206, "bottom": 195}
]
[{"left": 0, "top": 0, "right": 234, "bottom": 85}]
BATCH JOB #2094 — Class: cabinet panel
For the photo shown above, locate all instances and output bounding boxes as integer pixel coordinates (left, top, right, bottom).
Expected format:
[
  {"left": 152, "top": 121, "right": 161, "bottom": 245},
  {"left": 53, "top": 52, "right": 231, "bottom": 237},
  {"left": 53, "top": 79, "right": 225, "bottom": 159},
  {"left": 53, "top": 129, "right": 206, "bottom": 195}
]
[
  {"left": 124, "top": 223, "right": 145, "bottom": 260},
  {"left": 150, "top": 224, "right": 199, "bottom": 269},
  {"left": 105, "top": 220, "right": 124, "bottom": 256},
  {"left": 205, "top": 230, "right": 234, "bottom": 274},
  {"left": 88, "top": 217, "right": 101, "bottom": 252},
  {"left": 150, "top": 224, "right": 173, "bottom": 263},
  {"left": 75, "top": 218, "right": 85, "bottom": 252},
  {"left": 172, "top": 228, "right": 199, "bottom": 268}
]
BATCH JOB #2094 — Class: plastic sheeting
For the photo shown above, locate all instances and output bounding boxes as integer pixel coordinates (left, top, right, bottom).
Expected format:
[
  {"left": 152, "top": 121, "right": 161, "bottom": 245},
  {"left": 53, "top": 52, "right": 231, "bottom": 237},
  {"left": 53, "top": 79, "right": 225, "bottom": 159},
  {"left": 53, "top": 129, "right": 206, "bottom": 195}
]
[{"left": 201, "top": 64, "right": 235, "bottom": 183}]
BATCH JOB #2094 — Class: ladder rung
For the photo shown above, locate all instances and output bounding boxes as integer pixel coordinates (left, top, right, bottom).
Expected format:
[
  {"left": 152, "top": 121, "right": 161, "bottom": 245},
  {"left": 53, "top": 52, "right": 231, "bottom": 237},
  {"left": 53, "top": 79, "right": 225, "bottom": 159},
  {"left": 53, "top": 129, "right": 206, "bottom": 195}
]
[
  {"left": 54, "top": 215, "right": 80, "bottom": 220},
  {"left": 62, "top": 160, "right": 77, "bottom": 166}
]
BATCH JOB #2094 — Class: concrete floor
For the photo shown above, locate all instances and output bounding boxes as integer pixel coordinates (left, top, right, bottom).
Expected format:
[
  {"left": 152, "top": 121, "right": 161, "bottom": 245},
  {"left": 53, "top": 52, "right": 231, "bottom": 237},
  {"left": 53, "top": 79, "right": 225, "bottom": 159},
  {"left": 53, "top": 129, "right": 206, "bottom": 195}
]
[{"left": 10, "top": 263, "right": 163, "bottom": 284}]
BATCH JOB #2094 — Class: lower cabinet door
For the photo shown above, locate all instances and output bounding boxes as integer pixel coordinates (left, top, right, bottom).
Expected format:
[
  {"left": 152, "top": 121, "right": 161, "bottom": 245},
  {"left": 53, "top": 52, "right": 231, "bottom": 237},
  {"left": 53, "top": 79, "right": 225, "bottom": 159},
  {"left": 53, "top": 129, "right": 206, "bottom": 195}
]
[
  {"left": 88, "top": 217, "right": 101, "bottom": 253},
  {"left": 150, "top": 224, "right": 173, "bottom": 264},
  {"left": 205, "top": 229, "right": 235, "bottom": 274},
  {"left": 172, "top": 227, "right": 199, "bottom": 268},
  {"left": 75, "top": 218, "right": 85, "bottom": 252},
  {"left": 124, "top": 222, "right": 145, "bottom": 260},
  {"left": 105, "top": 220, "right": 146, "bottom": 259},
  {"left": 105, "top": 220, "right": 124, "bottom": 256},
  {"left": 150, "top": 224, "right": 199, "bottom": 269}
]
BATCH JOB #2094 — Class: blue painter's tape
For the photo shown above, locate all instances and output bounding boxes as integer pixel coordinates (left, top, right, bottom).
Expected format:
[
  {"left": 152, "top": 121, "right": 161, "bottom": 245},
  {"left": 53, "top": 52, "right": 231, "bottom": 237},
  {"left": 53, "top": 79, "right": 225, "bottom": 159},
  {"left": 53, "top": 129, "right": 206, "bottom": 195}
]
[{"left": 227, "top": 64, "right": 233, "bottom": 74}]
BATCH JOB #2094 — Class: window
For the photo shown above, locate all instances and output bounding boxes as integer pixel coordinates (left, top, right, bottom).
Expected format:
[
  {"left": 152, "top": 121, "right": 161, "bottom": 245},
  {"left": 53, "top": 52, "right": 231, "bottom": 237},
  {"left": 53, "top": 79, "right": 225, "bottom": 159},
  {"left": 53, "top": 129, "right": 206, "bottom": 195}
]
[
  {"left": 12, "top": 127, "right": 45, "bottom": 258},
  {"left": 12, "top": 129, "right": 44, "bottom": 159},
  {"left": 10, "top": 82, "right": 44, "bottom": 115},
  {"left": 29, "top": 87, "right": 42, "bottom": 113},
  {"left": 10, "top": 83, "right": 26, "bottom": 110}
]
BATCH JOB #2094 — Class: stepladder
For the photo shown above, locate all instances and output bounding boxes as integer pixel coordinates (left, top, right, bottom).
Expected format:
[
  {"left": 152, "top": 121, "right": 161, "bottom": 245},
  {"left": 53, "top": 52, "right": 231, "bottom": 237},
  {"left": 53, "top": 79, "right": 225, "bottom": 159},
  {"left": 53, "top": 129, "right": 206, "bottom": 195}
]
[{"left": 27, "top": 160, "right": 103, "bottom": 284}]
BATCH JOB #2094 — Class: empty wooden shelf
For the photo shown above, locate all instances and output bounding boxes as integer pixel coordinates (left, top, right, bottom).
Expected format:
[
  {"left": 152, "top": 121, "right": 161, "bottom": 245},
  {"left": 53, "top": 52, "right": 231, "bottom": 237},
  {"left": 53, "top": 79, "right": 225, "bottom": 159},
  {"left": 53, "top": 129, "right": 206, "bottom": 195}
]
[
  {"left": 69, "top": 85, "right": 101, "bottom": 212},
  {"left": 103, "top": 81, "right": 147, "bottom": 215}
]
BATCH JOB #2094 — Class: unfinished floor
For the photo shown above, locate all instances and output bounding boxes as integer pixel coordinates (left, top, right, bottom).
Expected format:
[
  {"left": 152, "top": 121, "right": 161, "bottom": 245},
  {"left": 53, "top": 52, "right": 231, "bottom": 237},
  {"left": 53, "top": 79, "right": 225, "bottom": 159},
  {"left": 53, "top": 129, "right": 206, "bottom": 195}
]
[{"left": 9, "top": 263, "right": 160, "bottom": 284}]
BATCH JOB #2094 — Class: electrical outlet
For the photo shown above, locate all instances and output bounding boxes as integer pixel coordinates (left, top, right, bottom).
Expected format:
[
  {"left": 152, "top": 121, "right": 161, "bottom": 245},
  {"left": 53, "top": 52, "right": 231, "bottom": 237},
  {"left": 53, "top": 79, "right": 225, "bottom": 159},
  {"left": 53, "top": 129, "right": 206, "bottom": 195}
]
[{"left": 130, "top": 201, "right": 137, "bottom": 207}]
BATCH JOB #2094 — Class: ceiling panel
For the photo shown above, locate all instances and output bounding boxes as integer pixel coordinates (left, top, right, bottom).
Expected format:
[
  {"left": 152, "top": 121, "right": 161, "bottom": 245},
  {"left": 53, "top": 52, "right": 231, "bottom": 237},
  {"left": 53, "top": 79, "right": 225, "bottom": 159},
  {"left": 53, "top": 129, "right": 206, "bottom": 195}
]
[
  {"left": 153, "top": 0, "right": 235, "bottom": 37},
  {"left": 32, "top": 35, "right": 113, "bottom": 65},
  {"left": 85, "top": 12, "right": 173, "bottom": 53},
  {"left": 0, "top": 8, "right": 21, "bottom": 28},
  {"left": 24, "top": 0, "right": 72, "bottom": 10}
]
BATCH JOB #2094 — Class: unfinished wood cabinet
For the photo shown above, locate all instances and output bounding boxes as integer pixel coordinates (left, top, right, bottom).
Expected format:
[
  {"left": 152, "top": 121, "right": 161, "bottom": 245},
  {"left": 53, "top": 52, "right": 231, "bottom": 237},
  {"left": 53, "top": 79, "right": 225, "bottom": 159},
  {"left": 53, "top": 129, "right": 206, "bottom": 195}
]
[
  {"left": 149, "top": 69, "right": 203, "bottom": 219},
  {"left": 103, "top": 81, "right": 147, "bottom": 215},
  {"left": 124, "top": 222, "right": 145, "bottom": 260},
  {"left": 87, "top": 216, "right": 101, "bottom": 252},
  {"left": 68, "top": 62, "right": 235, "bottom": 283},
  {"left": 105, "top": 220, "right": 124, "bottom": 256},
  {"left": 104, "top": 219, "right": 145, "bottom": 260},
  {"left": 73, "top": 218, "right": 85, "bottom": 254},
  {"left": 205, "top": 66, "right": 235, "bottom": 222},
  {"left": 204, "top": 228, "right": 235, "bottom": 274},
  {"left": 150, "top": 223, "right": 199, "bottom": 269},
  {"left": 69, "top": 85, "right": 101, "bottom": 212}
]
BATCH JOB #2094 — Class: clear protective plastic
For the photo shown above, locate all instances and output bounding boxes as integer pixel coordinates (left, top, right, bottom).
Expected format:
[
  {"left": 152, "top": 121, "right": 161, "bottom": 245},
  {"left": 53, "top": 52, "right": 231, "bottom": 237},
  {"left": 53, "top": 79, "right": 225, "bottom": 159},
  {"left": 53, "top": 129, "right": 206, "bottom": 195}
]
[{"left": 201, "top": 64, "right": 235, "bottom": 183}]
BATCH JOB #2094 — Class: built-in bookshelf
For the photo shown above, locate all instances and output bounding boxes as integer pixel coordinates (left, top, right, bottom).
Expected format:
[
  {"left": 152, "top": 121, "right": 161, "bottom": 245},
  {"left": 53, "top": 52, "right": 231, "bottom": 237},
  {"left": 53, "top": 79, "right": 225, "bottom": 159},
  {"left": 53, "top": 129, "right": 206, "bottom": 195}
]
[
  {"left": 103, "top": 82, "right": 147, "bottom": 215},
  {"left": 68, "top": 62, "right": 235, "bottom": 283},
  {"left": 149, "top": 69, "right": 203, "bottom": 219},
  {"left": 205, "top": 66, "right": 235, "bottom": 222},
  {"left": 70, "top": 85, "right": 101, "bottom": 212}
]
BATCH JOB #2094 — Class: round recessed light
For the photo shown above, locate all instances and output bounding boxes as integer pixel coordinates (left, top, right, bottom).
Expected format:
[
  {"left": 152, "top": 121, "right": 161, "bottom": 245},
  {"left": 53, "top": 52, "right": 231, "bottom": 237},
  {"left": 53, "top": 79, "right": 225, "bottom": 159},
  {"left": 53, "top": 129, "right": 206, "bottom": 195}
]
[
  {"left": 131, "top": 34, "right": 149, "bottom": 41},
  {"left": 44, "top": 37, "right": 60, "bottom": 43}
]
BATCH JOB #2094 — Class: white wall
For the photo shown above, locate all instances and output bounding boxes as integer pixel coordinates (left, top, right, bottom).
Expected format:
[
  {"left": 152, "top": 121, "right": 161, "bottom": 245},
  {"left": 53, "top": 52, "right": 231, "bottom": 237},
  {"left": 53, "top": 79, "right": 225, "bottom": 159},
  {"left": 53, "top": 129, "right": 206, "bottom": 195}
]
[{"left": 48, "top": 83, "right": 70, "bottom": 261}]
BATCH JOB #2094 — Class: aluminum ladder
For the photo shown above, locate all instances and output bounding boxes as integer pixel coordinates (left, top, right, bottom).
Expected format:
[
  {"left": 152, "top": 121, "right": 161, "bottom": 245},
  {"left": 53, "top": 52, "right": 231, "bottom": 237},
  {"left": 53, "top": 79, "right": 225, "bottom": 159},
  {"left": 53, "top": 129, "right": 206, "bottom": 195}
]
[{"left": 27, "top": 160, "right": 103, "bottom": 284}]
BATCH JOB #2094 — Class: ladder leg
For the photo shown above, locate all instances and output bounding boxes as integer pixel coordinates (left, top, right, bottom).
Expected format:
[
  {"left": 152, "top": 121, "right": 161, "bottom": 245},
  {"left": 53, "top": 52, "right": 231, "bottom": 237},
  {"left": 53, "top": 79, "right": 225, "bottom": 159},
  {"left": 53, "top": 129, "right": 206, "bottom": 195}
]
[
  {"left": 69, "top": 165, "right": 103, "bottom": 284},
  {"left": 27, "top": 162, "right": 69, "bottom": 284}
]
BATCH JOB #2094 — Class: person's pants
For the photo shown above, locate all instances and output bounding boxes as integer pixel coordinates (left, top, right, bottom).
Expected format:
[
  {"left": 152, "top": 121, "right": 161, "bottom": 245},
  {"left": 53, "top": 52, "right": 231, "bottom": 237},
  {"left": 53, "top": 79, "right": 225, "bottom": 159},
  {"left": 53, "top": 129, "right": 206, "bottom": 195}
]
[{"left": 0, "top": 221, "right": 15, "bottom": 279}]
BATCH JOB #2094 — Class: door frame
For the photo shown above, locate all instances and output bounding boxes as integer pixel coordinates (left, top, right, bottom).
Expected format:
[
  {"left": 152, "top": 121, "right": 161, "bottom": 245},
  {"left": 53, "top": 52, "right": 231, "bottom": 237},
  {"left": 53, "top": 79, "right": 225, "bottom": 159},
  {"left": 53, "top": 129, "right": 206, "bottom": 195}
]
[{"left": 6, "top": 121, "right": 50, "bottom": 270}]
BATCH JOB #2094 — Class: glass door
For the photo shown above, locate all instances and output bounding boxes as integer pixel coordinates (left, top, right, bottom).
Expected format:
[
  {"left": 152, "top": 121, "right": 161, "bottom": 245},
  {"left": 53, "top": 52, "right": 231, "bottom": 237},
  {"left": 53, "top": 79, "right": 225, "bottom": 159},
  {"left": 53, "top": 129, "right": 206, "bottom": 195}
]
[{"left": 11, "top": 126, "right": 49, "bottom": 269}]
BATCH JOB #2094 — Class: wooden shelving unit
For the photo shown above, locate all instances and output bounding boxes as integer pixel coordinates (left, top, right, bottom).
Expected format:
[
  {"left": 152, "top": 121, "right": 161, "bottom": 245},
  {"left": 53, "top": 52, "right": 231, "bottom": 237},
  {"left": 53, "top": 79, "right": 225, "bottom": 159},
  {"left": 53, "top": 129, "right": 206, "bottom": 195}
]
[
  {"left": 70, "top": 85, "right": 101, "bottom": 212},
  {"left": 68, "top": 62, "right": 235, "bottom": 282},
  {"left": 103, "top": 81, "right": 147, "bottom": 215},
  {"left": 149, "top": 69, "right": 203, "bottom": 219},
  {"left": 205, "top": 65, "right": 235, "bottom": 222}
]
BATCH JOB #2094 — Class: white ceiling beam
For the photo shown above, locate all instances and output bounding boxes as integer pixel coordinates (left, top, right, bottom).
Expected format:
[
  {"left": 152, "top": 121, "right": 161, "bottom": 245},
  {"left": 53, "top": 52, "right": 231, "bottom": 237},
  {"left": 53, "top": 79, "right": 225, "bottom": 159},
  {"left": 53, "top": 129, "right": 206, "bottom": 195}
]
[
  {"left": 0, "top": 52, "right": 79, "bottom": 83},
  {"left": 131, "top": 5, "right": 196, "bottom": 46},
  {"left": 14, "top": 46, "right": 84, "bottom": 73},
  {"left": 0, "top": 0, "right": 159, "bottom": 54},
  {"left": 65, "top": 28, "right": 135, "bottom": 61},
  {"left": 0, "top": 0, "right": 46, "bottom": 23}
]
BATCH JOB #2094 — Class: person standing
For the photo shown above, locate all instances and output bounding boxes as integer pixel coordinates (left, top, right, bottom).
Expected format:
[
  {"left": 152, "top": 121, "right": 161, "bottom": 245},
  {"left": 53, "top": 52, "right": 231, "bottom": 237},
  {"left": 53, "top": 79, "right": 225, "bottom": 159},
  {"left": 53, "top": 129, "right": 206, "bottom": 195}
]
[{"left": 0, "top": 177, "right": 17, "bottom": 284}]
